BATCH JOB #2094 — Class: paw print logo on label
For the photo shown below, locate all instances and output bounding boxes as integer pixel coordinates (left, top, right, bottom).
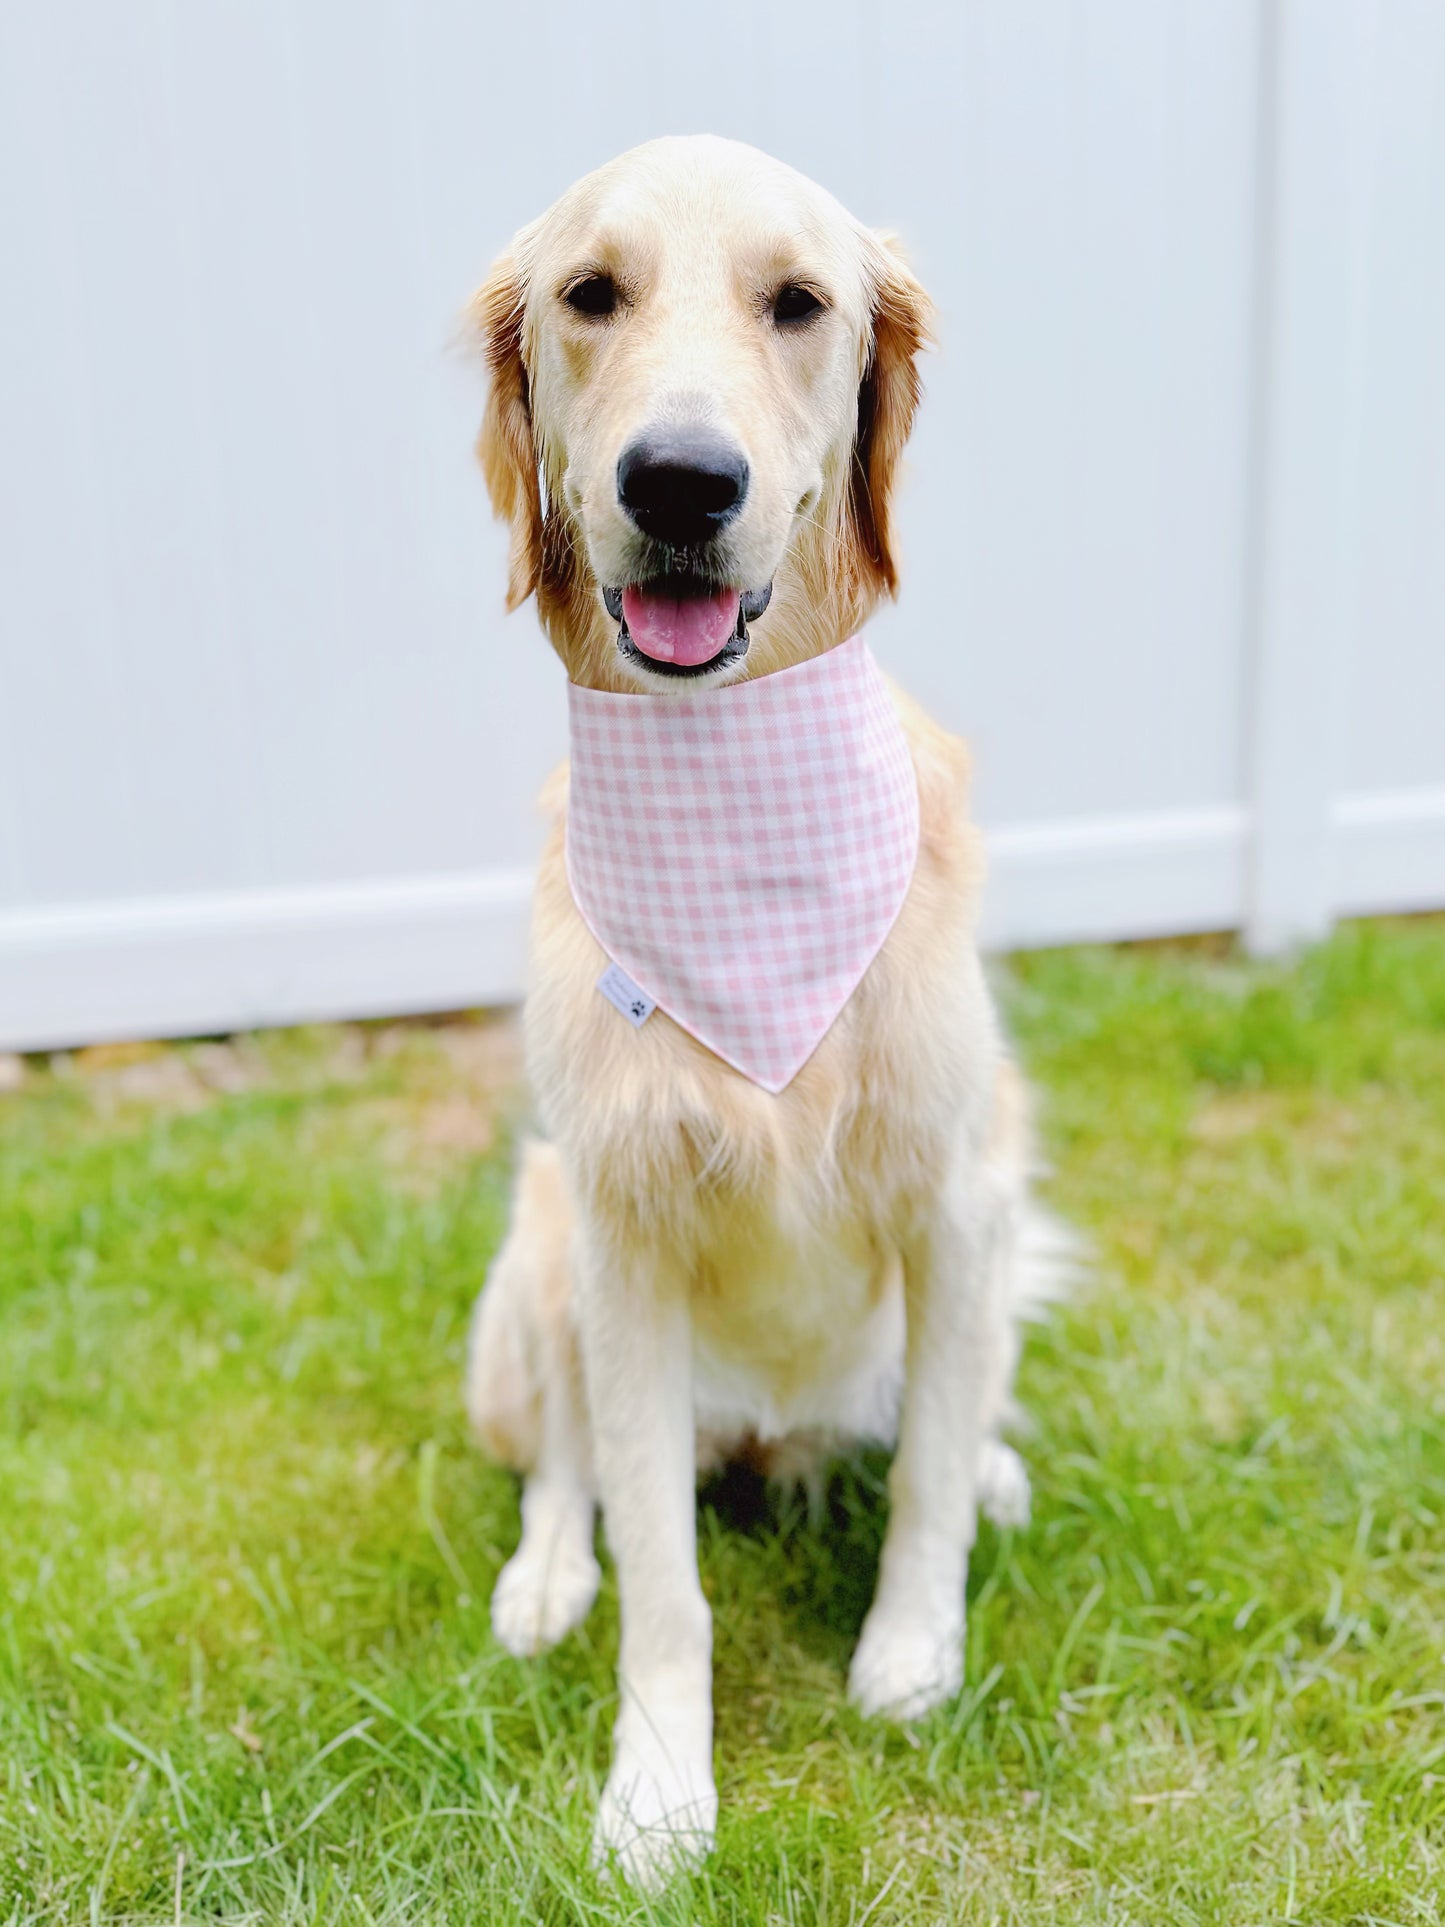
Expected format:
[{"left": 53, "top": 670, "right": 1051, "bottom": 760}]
[{"left": 597, "top": 963, "right": 657, "bottom": 1029}]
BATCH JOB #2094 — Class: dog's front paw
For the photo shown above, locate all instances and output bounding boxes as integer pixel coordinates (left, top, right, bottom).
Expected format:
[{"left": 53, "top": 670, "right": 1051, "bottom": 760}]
[
  {"left": 848, "top": 1604, "right": 964, "bottom": 1721},
  {"left": 592, "top": 1746, "right": 717, "bottom": 1890},
  {"left": 490, "top": 1541, "right": 600, "bottom": 1658}
]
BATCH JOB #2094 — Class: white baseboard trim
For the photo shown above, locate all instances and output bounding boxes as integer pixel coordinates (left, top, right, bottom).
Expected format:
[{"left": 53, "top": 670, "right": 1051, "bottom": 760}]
[
  {"left": 0, "top": 870, "right": 534, "bottom": 1053},
  {"left": 978, "top": 806, "right": 1249, "bottom": 949},
  {"left": 2, "top": 792, "right": 1440, "bottom": 1052},
  {"left": 1332, "top": 786, "right": 1445, "bottom": 916}
]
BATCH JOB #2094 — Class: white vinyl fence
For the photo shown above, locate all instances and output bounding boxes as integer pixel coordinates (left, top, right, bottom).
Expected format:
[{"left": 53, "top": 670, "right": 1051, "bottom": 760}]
[{"left": 2, "top": 1, "right": 1443, "bottom": 1051}]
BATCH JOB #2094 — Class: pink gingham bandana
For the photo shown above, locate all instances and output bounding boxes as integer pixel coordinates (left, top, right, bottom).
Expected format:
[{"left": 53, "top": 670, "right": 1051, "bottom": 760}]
[{"left": 565, "top": 636, "right": 920, "bottom": 1093}]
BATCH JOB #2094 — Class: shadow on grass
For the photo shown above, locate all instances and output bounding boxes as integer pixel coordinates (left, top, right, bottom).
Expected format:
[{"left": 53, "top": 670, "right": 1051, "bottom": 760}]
[{"left": 699, "top": 1448, "right": 894, "bottom": 1647}]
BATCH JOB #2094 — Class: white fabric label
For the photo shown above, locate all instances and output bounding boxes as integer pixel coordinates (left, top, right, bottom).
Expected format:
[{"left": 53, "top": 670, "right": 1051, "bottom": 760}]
[{"left": 597, "top": 962, "right": 656, "bottom": 1028}]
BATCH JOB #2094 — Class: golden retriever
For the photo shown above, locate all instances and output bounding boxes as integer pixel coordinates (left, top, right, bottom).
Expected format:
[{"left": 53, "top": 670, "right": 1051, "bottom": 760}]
[{"left": 465, "top": 135, "right": 1055, "bottom": 1885}]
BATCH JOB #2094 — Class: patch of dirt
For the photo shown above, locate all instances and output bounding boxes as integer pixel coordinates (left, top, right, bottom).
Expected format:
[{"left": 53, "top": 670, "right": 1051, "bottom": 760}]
[
  {"left": 1188, "top": 1089, "right": 1366, "bottom": 1154},
  {"left": 188, "top": 1039, "right": 272, "bottom": 1094},
  {"left": 28, "top": 1014, "right": 527, "bottom": 1152},
  {"left": 372, "top": 1012, "right": 526, "bottom": 1092},
  {"left": 364, "top": 1012, "right": 527, "bottom": 1190},
  {"left": 1189, "top": 1091, "right": 1290, "bottom": 1143},
  {"left": 68, "top": 1041, "right": 210, "bottom": 1116}
]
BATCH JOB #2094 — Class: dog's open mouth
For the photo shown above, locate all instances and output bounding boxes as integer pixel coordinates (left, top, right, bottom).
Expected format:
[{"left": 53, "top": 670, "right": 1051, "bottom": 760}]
[{"left": 603, "top": 578, "right": 772, "bottom": 678}]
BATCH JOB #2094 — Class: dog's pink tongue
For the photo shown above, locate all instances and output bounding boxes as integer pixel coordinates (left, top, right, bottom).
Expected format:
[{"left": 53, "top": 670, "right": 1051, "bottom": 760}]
[{"left": 622, "top": 585, "right": 740, "bottom": 665}]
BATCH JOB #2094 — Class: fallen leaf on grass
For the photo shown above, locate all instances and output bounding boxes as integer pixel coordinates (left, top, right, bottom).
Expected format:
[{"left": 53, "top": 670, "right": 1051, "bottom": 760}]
[{"left": 229, "top": 1710, "right": 264, "bottom": 1754}]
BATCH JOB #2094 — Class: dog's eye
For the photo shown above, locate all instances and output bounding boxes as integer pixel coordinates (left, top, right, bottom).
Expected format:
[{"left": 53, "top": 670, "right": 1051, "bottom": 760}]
[
  {"left": 772, "top": 283, "right": 824, "bottom": 325},
  {"left": 563, "top": 273, "right": 617, "bottom": 318}
]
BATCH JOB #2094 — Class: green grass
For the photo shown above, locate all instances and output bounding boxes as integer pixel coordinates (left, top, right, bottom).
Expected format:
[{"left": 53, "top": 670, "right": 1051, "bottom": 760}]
[{"left": 3, "top": 922, "right": 1444, "bottom": 1924}]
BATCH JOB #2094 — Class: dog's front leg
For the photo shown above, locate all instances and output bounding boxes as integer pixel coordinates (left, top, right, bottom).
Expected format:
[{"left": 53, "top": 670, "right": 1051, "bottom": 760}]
[
  {"left": 576, "top": 1225, "right": 715, "bottom": 1885},
  {"left": 849, "top": 1162, "right": 1009, "bottom": 1720}
]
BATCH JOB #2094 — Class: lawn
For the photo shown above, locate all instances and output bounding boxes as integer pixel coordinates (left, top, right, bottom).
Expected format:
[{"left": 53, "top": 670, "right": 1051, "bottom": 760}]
[{"left": 2, "top": 921, "right": 1443, "bottom": 1925}]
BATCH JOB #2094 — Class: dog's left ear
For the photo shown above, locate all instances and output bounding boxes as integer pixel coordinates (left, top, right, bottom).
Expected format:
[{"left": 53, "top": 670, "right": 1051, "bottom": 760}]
[
  {"left": 471, "top": 243, "right": 542, "bottom": 612},
  {"left": 847, "top": 235, "right": 934, "bottom": 599}
]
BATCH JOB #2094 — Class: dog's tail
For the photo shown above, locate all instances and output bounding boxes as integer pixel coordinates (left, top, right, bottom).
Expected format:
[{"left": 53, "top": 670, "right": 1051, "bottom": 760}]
[
  {"left": 986, "top": 1057, "right": 1087, "bottom": 1323},
  {"left": 990, "top": 1196, "right": 1088, "bottom": 1479},
  {"left": 1012, "top": 1198, "right": 1089, "bottom": 1322}
]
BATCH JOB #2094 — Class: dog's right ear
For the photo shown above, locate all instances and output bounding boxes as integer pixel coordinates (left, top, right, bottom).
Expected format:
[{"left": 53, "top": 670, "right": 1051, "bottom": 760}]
[{"left": 471, "top": 246, "right": 542, "bottom": 611}]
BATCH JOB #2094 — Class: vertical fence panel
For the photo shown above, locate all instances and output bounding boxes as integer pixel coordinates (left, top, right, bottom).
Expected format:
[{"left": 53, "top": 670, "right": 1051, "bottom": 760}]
[
  {"left": 1330, "top": 0, "right": 1445, "bottom": 919},
  {"left": 1244, "top": 0, "right": 1373, "bottom": 953}
]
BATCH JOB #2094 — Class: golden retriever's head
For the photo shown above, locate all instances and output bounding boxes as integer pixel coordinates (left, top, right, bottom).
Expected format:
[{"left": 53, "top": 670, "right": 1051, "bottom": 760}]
[{"left": 473, "top": 136, "right": 932, "bottom": 691}]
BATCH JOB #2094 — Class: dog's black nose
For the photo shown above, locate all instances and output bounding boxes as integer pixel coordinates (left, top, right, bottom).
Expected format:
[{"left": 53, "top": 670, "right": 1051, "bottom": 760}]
[{"left": 617, "top": 429, "right": 749, "bottom": 547}]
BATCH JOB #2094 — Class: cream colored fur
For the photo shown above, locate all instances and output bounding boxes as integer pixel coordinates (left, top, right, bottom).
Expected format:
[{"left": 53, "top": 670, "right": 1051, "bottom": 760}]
[{"left": 464, "top": 136, "right": 1052, "bottom": 1887}]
